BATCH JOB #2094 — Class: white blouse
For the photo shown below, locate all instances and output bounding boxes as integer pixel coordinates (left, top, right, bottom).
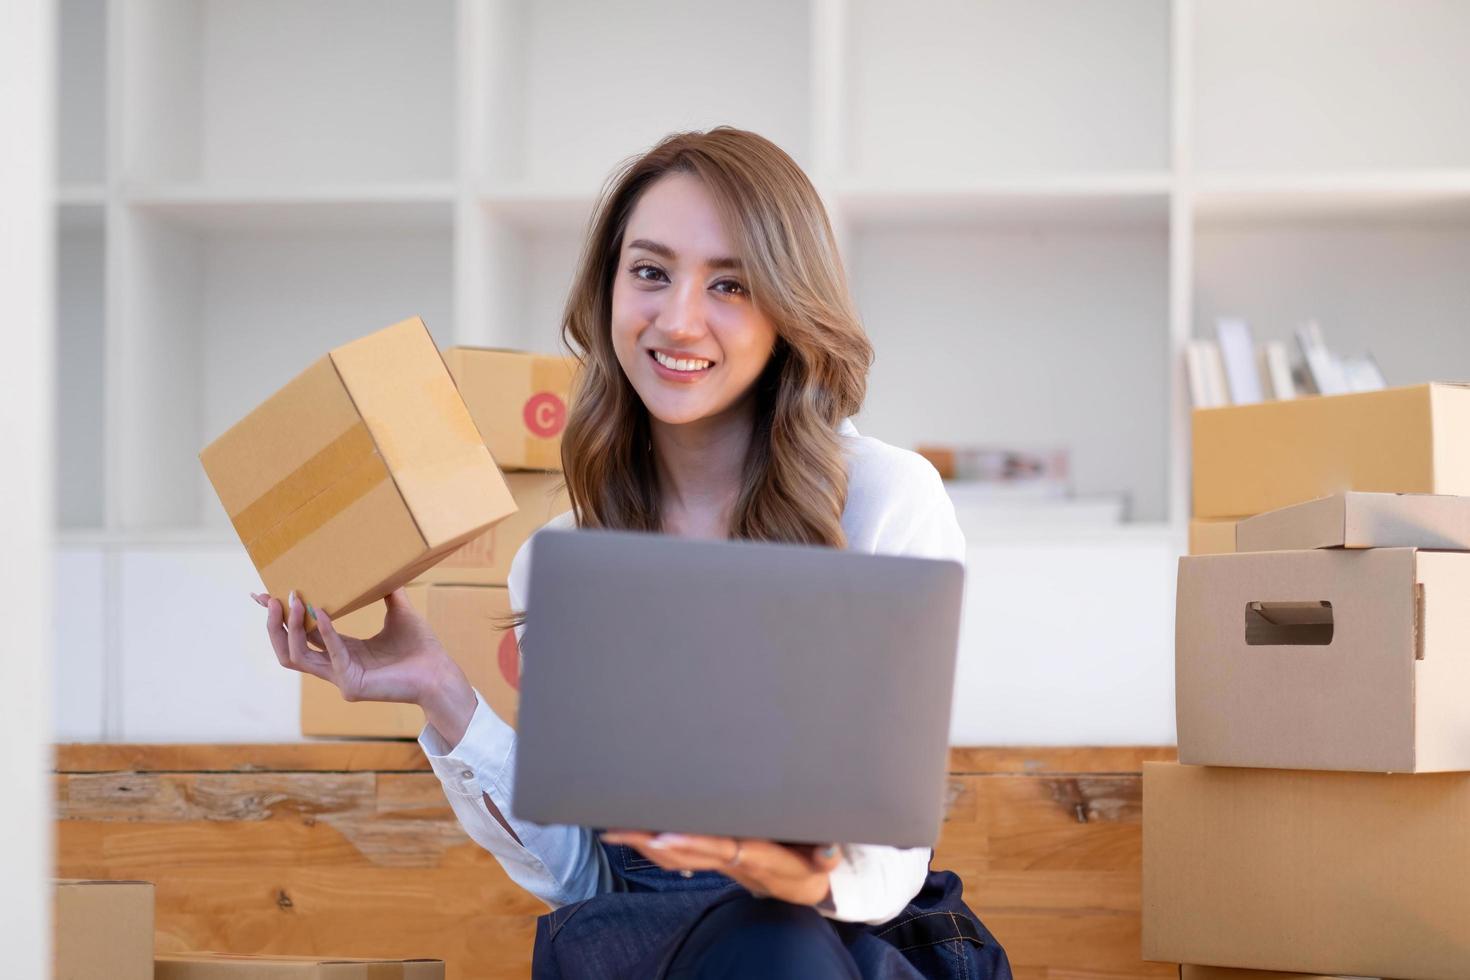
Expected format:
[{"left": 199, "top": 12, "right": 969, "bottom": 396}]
[{"left": 417, "top": 417, "right": 967, "bottom": 926}]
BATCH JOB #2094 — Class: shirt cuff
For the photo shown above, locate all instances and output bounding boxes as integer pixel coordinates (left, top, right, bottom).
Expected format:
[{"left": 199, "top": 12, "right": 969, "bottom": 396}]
[
  {"left": 821, "top": 845, "right": 930, "bottom": 925},
  {"left": 416, "top": 686, "right": 517, "bottom": 800}
]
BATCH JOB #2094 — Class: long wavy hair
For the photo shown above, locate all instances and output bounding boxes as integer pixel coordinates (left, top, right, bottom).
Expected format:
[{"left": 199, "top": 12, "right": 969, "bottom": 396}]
[{"left": 558, "top": 126, "right": 873, "bottom": 547}]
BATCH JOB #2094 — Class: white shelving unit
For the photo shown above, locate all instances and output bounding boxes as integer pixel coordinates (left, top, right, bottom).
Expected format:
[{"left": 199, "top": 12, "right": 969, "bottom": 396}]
[{"left": 51, "top": 0, "right": 1470, "bottom": 741}]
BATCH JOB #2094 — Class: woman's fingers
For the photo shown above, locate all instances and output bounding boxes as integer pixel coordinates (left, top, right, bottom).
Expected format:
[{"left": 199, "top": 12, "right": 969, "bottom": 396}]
[
  {"left": 313, "top": 607, "right": 352, "bottom": 686},
  {"left": 265, "top": 596, "right": 291, "bottom": 668},
  {"left": 275, "top": 592, "right": 333, "bottom": 680}
]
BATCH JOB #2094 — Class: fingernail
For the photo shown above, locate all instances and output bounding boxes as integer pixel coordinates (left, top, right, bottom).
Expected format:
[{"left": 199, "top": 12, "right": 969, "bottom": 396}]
[
  {"left": 651, "top": 833, "right": 689, "bottom": 848},
  {"left": 289, "top": 590, "right": 297, "bottom": 609},
  {"left": 306, "top": 602, "right": 315, "bottom": 619},
  {"left": 821, "top": 845, "right": 838, "bottom": 859},
  {"left": 645, "top": 838, "right": 670, "bottom": 850}
]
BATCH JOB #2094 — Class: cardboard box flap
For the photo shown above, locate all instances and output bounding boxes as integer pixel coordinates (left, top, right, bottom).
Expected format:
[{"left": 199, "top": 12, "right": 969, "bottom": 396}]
[
  {"left": 1237, "top": 491, "right": 1470, "bottom": 552},
  {"left": 331, "top": 318, "right": 514, "bottom": 549}
]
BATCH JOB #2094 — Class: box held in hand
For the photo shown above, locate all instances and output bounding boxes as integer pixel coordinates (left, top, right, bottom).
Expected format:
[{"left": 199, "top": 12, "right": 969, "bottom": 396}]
[
  {"left": 1176, "top": 547, "right": 1470, "bottom": 772},
  {"left": 200, "top": 317, "right": 516, "bottom": 631}
]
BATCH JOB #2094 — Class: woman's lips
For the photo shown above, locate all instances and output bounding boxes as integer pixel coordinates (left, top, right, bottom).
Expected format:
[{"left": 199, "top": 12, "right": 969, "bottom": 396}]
[{"left": 648, "top": 348, "right": 713, "bottom": 383}]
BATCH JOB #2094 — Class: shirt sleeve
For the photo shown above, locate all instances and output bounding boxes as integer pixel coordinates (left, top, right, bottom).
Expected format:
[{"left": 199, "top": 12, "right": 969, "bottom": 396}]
[
  {"left": 416, "top": 528, "right": 611, "bottom": 911},
  {"left": 820, "top": 447, "right": 965, "bottom": 924},
  {"left": 823, "top": 844, "right": 934, "bottom": 925}
]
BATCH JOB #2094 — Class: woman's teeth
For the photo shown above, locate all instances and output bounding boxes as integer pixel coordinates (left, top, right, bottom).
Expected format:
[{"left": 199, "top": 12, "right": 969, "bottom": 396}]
[{"left": 653, "top": 351, "right": 712, "bottom": 372}]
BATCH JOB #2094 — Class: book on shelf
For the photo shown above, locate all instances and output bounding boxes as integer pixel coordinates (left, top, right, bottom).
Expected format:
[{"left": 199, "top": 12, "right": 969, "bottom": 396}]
[
  {"left": 1215, "top": 318, "right": 1263, "bottom": 404},
  {"left": 1187, "top": 320, "right": 1386, "bottom": 407},
  {"left": 1184, "top": 339, "right": 1229, "bottom": 409}
]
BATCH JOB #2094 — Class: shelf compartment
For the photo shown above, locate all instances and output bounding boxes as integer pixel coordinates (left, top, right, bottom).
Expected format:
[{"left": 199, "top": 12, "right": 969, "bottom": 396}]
[
  {"left": 1193, "top": 0, "right": 1470, "bottom": 173},
  {"left": 58, "top": 0, "right": 107, "bottom": 184},
  {"left": 1193, "top": 219, "right": 1470, "bottom": 394},
  {"left": 1193, "top": 171, "right": 1470, "bottom": 225},
  {"left": 843, "top": 0, "right": 1169, "bottom": 182},
  {"left": 56, "top": 220, "right": 108, "bottom": 530},
  {"left": 836, "top": 174, "right": 1172, "bottom": 228},
  {"left": 849, "top": 219, "right": 1170, "bottom": 522},
  {"left": 125, "top": 183, "right": 455, "bottom": 232},
  {"left": 477, "top": 0, "right": 813, "bottom": 188},
  {"left": 119, "top": 0, "right": 455, "bottom": 185}
]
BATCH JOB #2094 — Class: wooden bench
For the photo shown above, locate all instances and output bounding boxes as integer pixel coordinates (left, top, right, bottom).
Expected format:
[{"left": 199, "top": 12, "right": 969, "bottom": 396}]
[{"left": 55, "top": 743, "right": 1178, "bottom": 979}]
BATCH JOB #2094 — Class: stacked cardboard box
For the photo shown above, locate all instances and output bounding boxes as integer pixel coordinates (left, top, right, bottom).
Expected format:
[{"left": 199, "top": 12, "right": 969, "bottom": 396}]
[
  {"left": 54, "top": 879, "right": 154, "bottom": 980},
  {"left": 53, "top": 880, "right": 442, "bottom": 978},
  {"left": 301, "top": 347, "right": 576, "bottom": 737},
  {"left": 1146, "top": 382, "right": 1470, "bottom": 980}
]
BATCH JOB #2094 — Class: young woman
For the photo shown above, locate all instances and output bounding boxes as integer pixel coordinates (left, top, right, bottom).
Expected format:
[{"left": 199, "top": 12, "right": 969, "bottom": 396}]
[{"left": 254, "top": 127, "right": 1012, "bottom": 980}]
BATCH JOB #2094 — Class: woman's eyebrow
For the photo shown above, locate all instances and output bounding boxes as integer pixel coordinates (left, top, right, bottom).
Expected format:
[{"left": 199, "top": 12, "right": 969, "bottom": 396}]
[{"left": 627, "top": 238, "right": 742, "bottom": 271}]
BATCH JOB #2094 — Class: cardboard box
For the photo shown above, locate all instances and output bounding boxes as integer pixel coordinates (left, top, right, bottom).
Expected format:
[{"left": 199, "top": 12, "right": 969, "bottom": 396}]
[
  {"left": 445, "top": 348, "right": 577, "bottom": 471},
  {"left": 1176, "top": 547, "right": 1470, "bottom": 772},
  {"left": 412, "top": 470, "right": 569, "bottom": 586},
  {"left": 1188, "top": 517, "right": 1239, "bottom": 555},
  {"left": 155, "top": 952, "right": 443, "bottom": 978},
  {"left": 302, "top": 584, "right": 520, "bottom": 737},
  {"left": 1235, "top": 491, "right": 1470, "bottom": 553},
  {"left": 1181, "top": 969, "right": 1396, "bottom": 980},
  {"left": 200, "top": 318, "right": 516, "bottom": 631},
  {"left": 54, "top": 879, "right": 153, "bottom": 980},
  {"left": 1192, "top": 382, "right": 1470, "bottom": 519},
  {"left": 1143, "top": 762, "right": 1470, "bottom": 978}
]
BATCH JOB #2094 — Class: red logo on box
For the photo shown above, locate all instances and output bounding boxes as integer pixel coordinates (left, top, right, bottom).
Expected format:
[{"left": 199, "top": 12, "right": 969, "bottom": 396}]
[
  {"left": 497, "top": 630, "right": 520, "bottom": 690},
  {"left": 524, "top": 392, "right": 566, "bottom": 438}
]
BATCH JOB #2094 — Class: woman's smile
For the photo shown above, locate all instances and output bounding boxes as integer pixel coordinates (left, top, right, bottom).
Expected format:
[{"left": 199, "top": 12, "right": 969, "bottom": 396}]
[{"left": 649, "top": 347, "right": 716, "bottom": 382}]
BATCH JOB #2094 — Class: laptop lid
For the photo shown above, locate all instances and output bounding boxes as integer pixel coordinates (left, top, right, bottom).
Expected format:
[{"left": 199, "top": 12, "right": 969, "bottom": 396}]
[{"left": 510, "top": 528, "right": 964, "bottom": 848}]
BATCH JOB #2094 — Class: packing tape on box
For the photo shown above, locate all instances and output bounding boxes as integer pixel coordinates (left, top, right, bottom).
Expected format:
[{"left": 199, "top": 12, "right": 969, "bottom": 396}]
[{"left": 228, "top": 420, "right": 391, "bottom": 569}]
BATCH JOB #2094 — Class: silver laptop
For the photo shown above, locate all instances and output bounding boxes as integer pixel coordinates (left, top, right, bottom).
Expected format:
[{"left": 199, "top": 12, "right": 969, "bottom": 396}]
[{"left": 510, "top": 528, "right": 964, "bottom": 848}]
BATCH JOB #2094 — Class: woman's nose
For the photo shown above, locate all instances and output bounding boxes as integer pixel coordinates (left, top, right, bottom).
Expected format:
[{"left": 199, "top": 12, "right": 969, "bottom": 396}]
[{"left": 662, "top": 279, "right": 710, "bottom": 340}]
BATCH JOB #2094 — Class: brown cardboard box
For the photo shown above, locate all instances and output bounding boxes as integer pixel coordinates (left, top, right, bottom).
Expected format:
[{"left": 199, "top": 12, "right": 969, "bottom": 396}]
[
  {"left": 1181, "top": 967, "right": 1398, "bottom": 980},
  {"left": 301, "top": 584, "right": 520, "bottom": 737},
  {"left": 1192, "top": 382, "right": 1470, "bottom": 519},
  {"left": 1235, "top": 491, "right": 1470, "bottom": 553},
  {"left": 1143, "top": 762, "right": 1470, "bottom": 978},
  {"left": 412, "top": 470, "right": 569, "bottom": 586},
  {"left": 200, "top": 317, "right": 516, "bottom": 631},
  {"left": 1176, "top": 547, "right": 1470, "bottom": 772},
  {"left": 54, "top": 879, "right": 153, "bottom": 980},
  {"left": 445, "top": 347, "right": 578, "bottom": 471},
  {"left": 155, "top": 952, "right": 443, "bottom": 978},
  {"left": 1187, "top": 517, "right": 1239, "bottom": 555}
]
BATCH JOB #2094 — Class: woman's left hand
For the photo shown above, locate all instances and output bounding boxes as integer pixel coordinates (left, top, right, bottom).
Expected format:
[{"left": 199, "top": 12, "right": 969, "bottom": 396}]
[{"left": 601, "top": 830, "right": 842, "bottom": 907}]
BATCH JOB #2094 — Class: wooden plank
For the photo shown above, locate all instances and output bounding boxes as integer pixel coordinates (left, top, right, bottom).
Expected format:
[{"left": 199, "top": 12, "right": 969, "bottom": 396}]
[
  {"left": 55, "top": 752, "right": 1169, "bottom": 979},
  {"left": 948, "top": 746, "right": 1177, "bottom": 774},
  {"left": 54, "top": 741, "right": 432, "bottom": 773},
  {"left": 55, "top": 742, "right": 1175, "bottom": 775}
]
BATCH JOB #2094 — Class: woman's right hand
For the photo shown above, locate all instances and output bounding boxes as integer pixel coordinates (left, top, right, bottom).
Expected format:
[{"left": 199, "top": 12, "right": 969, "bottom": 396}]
[{"left": 254, "top": 588, "right": 461, "bottom": 708}]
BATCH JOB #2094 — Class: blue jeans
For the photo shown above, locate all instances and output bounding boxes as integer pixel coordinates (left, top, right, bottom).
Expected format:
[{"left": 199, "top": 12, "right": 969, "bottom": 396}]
[
  {"left": 531, "top": 842, "right": 1012, "bottom": 980},
  {"left": 661, "top": 894, "right": 863, "bottom": 978}
]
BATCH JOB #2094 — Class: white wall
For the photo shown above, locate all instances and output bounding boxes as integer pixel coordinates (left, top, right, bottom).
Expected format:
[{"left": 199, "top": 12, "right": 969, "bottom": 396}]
[{"left": 0, "top": 0, "right": 55, "bottom": 973}]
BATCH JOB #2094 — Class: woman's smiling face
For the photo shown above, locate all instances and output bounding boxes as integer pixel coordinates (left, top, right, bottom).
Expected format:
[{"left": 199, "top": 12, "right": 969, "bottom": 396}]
[{"left": 610, "top": 172, "right": 778, "bottom": 427}]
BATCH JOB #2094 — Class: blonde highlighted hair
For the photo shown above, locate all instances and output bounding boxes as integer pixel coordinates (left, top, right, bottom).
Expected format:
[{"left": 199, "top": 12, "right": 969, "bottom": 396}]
[{"left": 556, "top": 126, "right": 873, "bottom": 548}]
